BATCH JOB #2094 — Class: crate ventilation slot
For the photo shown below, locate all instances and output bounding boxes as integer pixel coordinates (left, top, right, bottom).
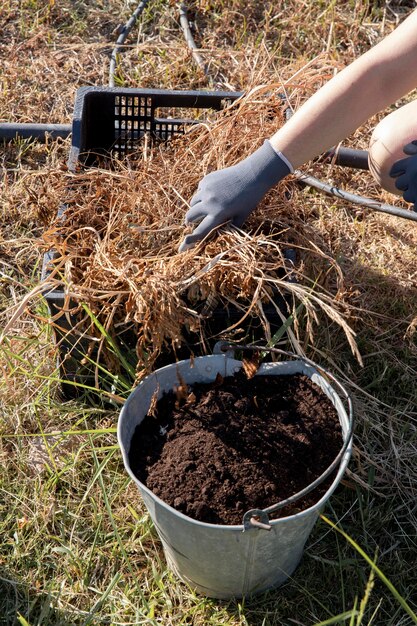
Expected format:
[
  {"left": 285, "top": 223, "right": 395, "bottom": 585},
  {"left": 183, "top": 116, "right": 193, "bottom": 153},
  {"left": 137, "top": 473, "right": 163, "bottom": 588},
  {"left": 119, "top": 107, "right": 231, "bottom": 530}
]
[{"left": 113, "top": 94, "right": 186, "bottom": 156}]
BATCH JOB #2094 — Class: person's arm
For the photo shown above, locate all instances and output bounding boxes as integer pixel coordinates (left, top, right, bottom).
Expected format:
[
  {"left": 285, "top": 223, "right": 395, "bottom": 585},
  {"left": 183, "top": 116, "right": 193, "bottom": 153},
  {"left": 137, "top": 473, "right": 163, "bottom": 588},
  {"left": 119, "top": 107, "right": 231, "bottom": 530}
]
[
  {"left": 179, "top": 9, "right": 417, "bottom": 251},
  {"left": 270, "top": 8, "right": 417, "bottom": 167}
]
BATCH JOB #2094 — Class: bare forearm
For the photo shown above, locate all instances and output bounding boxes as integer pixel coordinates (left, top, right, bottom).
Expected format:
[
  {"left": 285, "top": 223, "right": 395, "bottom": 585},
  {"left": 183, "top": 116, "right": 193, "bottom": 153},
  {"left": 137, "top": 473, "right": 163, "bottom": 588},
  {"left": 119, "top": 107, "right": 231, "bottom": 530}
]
[
  {"left": 270, "top": 9, "right": 417, "bottom": 168},
  {"left": 179, "top": 10, "right": 417, "bottom": 251}
]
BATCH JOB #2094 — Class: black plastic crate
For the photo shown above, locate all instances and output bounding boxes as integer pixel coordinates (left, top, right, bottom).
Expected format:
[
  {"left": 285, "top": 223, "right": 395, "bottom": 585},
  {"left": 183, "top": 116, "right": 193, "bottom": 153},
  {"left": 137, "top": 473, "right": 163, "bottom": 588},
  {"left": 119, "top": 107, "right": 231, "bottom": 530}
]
[
  {"left": 69, "top": 86, "right": 241, "bottom": 169},
  {"left": 42, "top": 86, "right": 292, "bottom": 400}
]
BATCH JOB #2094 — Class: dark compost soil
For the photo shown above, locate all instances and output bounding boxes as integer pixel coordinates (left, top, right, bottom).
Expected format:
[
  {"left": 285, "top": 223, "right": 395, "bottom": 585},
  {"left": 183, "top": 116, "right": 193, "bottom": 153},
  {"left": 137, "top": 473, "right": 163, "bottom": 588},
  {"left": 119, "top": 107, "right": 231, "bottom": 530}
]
[{"left": 128, "top": 372, "right": 344, "bottom": 525}]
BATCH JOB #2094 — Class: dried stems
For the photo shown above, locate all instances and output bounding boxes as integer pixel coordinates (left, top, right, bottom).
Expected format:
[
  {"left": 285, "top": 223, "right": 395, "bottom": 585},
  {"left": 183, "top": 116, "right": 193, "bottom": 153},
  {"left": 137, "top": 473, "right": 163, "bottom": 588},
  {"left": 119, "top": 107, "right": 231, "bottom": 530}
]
[{"left": 40, "top": 78, "right": 361, "bottom": 379}]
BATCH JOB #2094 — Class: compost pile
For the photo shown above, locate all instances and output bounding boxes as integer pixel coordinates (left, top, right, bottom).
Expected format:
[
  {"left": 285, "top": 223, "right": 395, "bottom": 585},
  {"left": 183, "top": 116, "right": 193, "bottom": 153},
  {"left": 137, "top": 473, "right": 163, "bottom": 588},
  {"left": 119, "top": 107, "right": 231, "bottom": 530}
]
[
  {"left": 128, "top": 371, "right": 343, "bottom": 525},
  {"left": 42, "top": 81, "right": 358, "bottom": 380}
]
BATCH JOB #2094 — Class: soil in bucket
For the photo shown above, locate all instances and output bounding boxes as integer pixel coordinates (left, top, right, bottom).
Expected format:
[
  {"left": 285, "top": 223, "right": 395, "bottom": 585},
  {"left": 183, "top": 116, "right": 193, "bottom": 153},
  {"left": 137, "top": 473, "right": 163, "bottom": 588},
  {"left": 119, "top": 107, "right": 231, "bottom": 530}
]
[{"left": 128, "top": 371, "right": 343, "bottom": 525}]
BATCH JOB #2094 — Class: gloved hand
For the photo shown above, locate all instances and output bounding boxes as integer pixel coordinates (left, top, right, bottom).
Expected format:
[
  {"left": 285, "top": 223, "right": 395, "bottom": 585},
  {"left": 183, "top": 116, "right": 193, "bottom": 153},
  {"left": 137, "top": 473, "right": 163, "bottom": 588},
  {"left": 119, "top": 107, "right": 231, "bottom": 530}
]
[
  {"left": 389, "top": 140, "right": 417, "bottom": 210},
  {"left": 178, "top": 140, "right": 292, "bottom": 251}
]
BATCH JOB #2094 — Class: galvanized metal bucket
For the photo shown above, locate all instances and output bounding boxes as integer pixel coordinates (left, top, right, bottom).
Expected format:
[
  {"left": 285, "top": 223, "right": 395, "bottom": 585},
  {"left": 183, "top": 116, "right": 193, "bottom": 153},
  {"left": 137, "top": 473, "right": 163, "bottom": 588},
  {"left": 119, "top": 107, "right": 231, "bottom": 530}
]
[{"left": 117, "top": 349, "right": 353, "bottom": 599}]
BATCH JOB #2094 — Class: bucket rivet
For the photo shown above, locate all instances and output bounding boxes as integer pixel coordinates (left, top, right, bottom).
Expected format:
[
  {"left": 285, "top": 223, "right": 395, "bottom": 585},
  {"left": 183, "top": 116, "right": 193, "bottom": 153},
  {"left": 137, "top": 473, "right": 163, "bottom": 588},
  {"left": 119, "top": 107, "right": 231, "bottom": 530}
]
[{"left": 242, "top": 509, "right": 272, "bottom": 532}]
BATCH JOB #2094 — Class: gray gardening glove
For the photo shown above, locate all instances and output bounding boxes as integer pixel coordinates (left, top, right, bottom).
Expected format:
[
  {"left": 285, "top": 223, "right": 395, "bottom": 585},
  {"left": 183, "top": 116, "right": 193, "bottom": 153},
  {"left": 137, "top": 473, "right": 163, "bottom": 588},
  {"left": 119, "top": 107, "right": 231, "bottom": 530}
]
[
  {"left": 389, "top": 140, "right": 417, "bottom": 210},
  {"left": 179, "top": 140, "right": 292, "bottom": 251}
]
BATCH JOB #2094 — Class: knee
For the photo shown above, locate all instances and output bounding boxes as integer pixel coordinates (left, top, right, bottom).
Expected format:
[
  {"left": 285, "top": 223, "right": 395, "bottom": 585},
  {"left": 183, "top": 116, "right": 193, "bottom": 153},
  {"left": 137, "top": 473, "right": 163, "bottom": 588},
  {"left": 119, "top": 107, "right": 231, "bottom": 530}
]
[{"left": 368, "top": 119, "right": 402, "bottom": 195}]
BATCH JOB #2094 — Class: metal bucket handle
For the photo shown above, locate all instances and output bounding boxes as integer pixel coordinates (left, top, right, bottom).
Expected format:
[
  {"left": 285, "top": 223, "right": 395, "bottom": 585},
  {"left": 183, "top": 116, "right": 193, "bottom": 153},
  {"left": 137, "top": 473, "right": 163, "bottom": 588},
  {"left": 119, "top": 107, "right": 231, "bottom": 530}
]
[{"left": 215, "top": 342, "right": 354, "bottom": 532}]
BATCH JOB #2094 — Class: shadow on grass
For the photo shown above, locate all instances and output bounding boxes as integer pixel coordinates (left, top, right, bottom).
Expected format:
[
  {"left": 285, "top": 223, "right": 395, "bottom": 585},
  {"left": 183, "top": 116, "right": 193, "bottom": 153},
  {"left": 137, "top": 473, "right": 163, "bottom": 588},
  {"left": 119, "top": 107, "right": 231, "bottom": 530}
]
[{"left": 0, "top": 570, "right": 77, "bottom": 626}]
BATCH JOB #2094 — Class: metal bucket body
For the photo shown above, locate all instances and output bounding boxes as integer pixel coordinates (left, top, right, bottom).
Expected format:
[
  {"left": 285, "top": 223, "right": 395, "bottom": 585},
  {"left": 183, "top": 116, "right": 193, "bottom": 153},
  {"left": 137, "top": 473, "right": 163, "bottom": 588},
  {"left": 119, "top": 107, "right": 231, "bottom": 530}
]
[{"left": 118, "top": 355, "right": 352, "bottom": 599}]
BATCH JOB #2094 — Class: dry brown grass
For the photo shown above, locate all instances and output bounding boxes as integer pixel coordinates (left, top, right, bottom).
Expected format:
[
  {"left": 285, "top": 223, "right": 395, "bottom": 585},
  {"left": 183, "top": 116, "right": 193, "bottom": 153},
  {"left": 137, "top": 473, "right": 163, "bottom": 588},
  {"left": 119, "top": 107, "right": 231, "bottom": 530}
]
[
  {"left": 1, "top": 2, "right": 417, "bottom": 623},
  {"left": 36, "top": 74, "right": 375, "bottom": 378},
  {"left": 1, "top": 0, "right": 415, "bottom": 425}
]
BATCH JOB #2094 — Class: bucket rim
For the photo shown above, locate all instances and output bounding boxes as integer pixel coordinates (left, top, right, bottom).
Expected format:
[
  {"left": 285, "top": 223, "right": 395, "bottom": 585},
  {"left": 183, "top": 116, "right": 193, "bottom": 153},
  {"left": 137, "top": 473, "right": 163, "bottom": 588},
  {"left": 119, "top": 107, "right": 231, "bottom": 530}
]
[{"left": 118, "top": 353, "right": 353, "bottom": 530}]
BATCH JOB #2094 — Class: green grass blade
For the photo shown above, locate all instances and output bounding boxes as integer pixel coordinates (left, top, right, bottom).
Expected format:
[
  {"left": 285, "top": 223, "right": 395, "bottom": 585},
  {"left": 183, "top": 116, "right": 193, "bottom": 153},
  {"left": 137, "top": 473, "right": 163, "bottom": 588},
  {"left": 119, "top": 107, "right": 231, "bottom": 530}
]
[
  {"left": 0, "top": 345, "right": 127, "bottom": 401},
  {"left": 81, "top": 572, "right": 121, "bottom": 626},
  {"left": 266, "top": 302, "right": 304, "bottom": 349},
  {"left": 313, "top": 610, "right": 359, "bottom": 626},
  {"left": 1, "top": 428, "right": 117, "bottom": 438},
  {"left": 87, "top": 434, "right": 152, "bottom": 616},
  {"left": 321, "top": 515, "right": 417, "bottom": 624},
  {"left": 81, "top": 302, "right": 136, "bottom": 378},
  {"left": 349, "top": 597, "right": 358, "bottom": 626},
  {"left": 77, "top": 350, "right": 133, "bottom": 391}
]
